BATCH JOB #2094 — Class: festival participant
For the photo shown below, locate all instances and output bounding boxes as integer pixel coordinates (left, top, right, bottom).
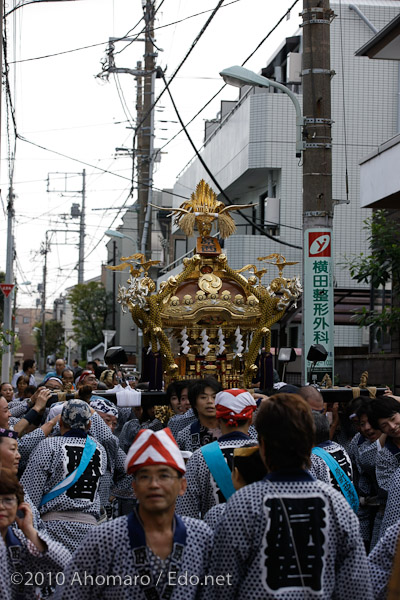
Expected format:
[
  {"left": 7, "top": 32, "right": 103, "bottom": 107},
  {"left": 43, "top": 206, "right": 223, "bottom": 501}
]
[
  {"left": 0, "top": 469, "right": 70, "bottom": 600},
  {"left": 176, "top": 378, "right": 222, "bottom": 452},
  {"left": 176, "top": 388, "right": 258, "bottom": 518},
  {"left": 167, "top": 380, "right": 197, "bottom": 438},
  {"left": 204, "top": 445, "right": 268, "bottom": 529},
  {"left": 369, "top": 396, "right": 400, "bottom": 494},
  {"left": 309, "top": 412, "right": 357, "bottom": 510},
  {"left": 99, "top": 369, "right": 118, "bottom": 389},
  {"left": 207, "top": 393, "right": 372, "bottom": 599},
  {"left": 54, "top": 428, "right": 213, "bottom": 599},
  {"left": 61, "top": 368, "right": 75, "bottom": 391},
  {"left": 11, "top": 359, "right": 37, "bottom": 390},
  {"left": 165, "top": 382, "right": 184, "bottom": 416},
  {"left": 20, "top": 400, "right": 107, "bottom": 553},
  {"left": 0, "top": 389, "right": 59, "bottom": 456},
  {"left": 42, "top": 377, "right": 63, "bottom": 391},
  {"left": 13, "top": 375, "right": 29, "bottom": 400},
  {"left": 90, "top": 397, "right": 132, "bottom": 512},
  {"left": 76, "top": 370, "right": 99, "bottom": 391},
  {"left": 380, "top": 467, "right": 400, "bottom": 538},
  {"left": 0, "top": 535, "right": 11, "bottom": 600},
  {"left": 0, "top": 383, "right": 14, "bottom": 404},
  {"left": 119, "top": 401, "right": 164, "bottom": 453},
  {"left": 368, "top": 519, "right": 400, "bottom": 600},
  {"left": 42, "top": 358, "right": 67, "bottom": 385},
  {"left": 0, "top": 382, "right": 29, "bottom": 420},
  {"left": 0, "top": 427, "right": 58, "bottom": 533},
  {"left": 299, "top": 385, "right": 325, "bottom": 412},
  {"left": 349, "top": 399, "right": 383, "bottom": 550}
]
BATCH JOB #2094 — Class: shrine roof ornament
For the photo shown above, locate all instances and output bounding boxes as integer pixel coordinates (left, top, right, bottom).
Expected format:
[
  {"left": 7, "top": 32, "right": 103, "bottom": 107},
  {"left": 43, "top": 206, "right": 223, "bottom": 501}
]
[{"left": 152, "top": 179, "right": 256, "bottom": 239}]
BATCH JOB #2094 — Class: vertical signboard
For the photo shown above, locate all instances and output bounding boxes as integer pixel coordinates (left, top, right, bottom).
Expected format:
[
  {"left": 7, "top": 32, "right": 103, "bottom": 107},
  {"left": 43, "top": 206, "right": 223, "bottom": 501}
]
[{"left": 304, "top": 228, "right": 334, "bottom": 384}]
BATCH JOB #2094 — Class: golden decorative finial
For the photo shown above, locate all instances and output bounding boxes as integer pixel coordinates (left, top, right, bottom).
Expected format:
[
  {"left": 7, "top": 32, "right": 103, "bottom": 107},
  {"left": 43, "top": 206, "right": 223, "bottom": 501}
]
[
  {"left": 258, "top": 253, "right": 299, "bottom": 278},
  {"left": 150, "top": 180, "right": 256, "bottom": 239}
]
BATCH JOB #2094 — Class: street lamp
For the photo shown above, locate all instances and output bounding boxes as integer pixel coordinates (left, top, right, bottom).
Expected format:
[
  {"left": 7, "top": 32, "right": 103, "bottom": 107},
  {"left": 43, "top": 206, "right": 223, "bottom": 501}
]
[
  {"left": 105, "top": 229, "right": 138, "bottom": 250},
  {"left": 219, "top": 65, "right": 305, "bottom": 157}
]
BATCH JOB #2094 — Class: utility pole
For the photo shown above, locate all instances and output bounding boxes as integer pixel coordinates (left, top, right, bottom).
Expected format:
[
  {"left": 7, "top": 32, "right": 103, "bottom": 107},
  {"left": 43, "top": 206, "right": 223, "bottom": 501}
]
[
  {"left": 78, "top": 169, "right": 86, "bottom": 283},
  {"left": 302, "top": 0, "right": 335, "bottom": 384},
  {"left": 139, "top": 0, "right": 156, "bottom": 257},
  {"left": 40, "top": 232, "right": 49, "bottom": 373},
  {"left": 47, "top": 171, "right": 86, "bottom": 284},
  {"left": 1, "top": 187, "right": 15, "bottom": 382},
  {"left": 136, "top": 60, "right": 144, "bottom": 248}
]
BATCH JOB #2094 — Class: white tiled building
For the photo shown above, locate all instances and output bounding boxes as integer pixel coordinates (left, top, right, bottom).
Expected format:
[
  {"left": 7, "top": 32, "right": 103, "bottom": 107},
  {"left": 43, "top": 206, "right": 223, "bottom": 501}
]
[{"left": 163, "top": 0, "right": 400, "bottom": 350}]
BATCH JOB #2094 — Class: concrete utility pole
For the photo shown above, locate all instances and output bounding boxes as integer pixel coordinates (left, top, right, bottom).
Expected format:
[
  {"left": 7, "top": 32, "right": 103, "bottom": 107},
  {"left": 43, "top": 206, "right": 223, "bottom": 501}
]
[
  {"left": 47, "top": 171, "right": 86, "bottom": 284},
  {"left": 78, "top": 169, "right": 86, "bottom": 283},
  {"left": 40, "top": 232, "right": 49, "bottom": 373},
  {"left": 136, "top": 60, "right": 144, "bottom": 248},
  {"left": 139, "top": 0, "right": 156, "bottom": 257},
  {"left": 1, "top": 187, "right": 15, "bottom": 382},
  {"left": 302, "top": 0, "right": 335, "bottom": 384}
]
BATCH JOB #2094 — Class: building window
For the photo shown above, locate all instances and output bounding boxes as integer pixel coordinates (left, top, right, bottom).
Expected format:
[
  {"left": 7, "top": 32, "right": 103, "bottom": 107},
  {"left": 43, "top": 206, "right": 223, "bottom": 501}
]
[
  {"left": 23, "top": 317, "right": 30, "bottom": 324},
  {"left": 15, "top": 316, "right": 19, "bottom": 324}
]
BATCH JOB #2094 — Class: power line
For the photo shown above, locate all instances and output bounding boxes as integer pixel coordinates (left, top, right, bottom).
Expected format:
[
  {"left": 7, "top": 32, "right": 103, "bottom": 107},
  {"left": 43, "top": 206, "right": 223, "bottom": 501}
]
[
  {"left": 158, "top": 0, "right": 300, "bottom": 153},
  {"left": 132, "top": 0, "right": 226, "bottom": 145},
  {"left": 8, "top": 0, "right": 241, "bottom": 65},
  {"left": 4, "top": 0, "right": 79, "bottom": 18},
  {"left": 161, "top": 71, "right": 302, "bottom": 251},
  {"left": 15, "top": 133, "right": 190, "bottom": 200}
]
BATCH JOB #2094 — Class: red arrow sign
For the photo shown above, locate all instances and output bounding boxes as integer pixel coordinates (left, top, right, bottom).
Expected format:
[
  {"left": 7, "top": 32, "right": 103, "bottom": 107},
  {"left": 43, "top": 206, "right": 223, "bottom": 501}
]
[{"left": 0, "top": 284, "right": 14, "bottom": 298}]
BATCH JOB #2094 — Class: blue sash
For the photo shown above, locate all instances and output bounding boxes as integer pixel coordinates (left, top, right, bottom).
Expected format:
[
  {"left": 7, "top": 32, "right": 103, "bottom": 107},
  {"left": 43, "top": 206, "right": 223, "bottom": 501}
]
[
  {"left": 39, "top": 436, "right": 97, "bottom": 507},
  {"left": 201, "top": 441, "right": 236, "bottom": 501},
  {"left": 312, "top": 446, "right": 359, "bottom": 513}
]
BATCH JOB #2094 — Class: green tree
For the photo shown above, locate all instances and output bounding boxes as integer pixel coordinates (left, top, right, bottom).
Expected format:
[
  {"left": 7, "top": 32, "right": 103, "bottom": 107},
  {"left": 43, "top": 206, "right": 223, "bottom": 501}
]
[
  {"left": 68, "top": 282, "right": 112, "bottom": 357},
  {"left": 33, "top": 320, "right": 65, "bottom": 358},
  {"left": 343, "top": 210, "right": 400, "bottom": 343}
]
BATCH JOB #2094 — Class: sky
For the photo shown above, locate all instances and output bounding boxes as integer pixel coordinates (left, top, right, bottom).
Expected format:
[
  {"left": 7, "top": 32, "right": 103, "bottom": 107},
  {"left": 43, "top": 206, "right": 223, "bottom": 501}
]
[{"left": 0, "top": 0, "right": 300, "bottom": 309}]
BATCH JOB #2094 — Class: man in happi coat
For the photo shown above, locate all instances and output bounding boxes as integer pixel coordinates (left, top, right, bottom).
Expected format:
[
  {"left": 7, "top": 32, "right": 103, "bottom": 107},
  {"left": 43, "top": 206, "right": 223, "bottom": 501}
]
[
  {"left": 20, "top": 400, "right": 107, "bottom": 553},
  {"left": 54, "top": 427, "right": 213, "bottom": 600},
  {"left": 207, "top": 392, "right": 373, "bottom": 600},
  {"left": 176, "top": 378, "right": 222, "bottom": 452},
  {"left": 176, "top": 388, "right": 258, "bottom": 519}
]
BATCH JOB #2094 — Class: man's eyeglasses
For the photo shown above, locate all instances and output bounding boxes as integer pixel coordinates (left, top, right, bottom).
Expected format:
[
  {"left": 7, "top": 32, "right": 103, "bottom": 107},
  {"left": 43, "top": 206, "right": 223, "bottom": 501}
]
[{"left": 134, "top": 473, "right": 180, "bottom": 484}]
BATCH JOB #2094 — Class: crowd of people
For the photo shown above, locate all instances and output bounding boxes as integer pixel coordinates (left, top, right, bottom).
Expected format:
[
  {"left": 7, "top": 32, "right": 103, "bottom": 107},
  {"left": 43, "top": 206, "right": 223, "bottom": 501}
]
[{"left": 0, "top": 356, "right": 400, "bottom": 598}]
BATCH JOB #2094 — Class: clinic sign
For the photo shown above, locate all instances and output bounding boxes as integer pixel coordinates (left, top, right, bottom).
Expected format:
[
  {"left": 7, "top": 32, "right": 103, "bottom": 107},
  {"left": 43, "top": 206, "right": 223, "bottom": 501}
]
[{"left": 303, "top": 229, "right": 334, "bottom": 384}]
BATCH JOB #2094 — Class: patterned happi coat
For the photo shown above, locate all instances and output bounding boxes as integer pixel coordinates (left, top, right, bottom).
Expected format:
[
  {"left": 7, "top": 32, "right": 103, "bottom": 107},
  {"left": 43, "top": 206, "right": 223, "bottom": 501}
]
[
  {"left": 176, "top": 432, "right": 256, "bottom": 519},
  {"left": 53, "top": 512, "right": 213, "bottom": 600},
  {"left": 8, "top": 399, "right": 29, "bottom": 418},
  {"left": 375, "top": 438, "right": 400, "bottom": 494},
  {"left": 208, "top": 471, "right": 373, "bottom": 599},
  {"left": 310, "top": 440, "right": 353, "bottom": 494},
  {"left": 98, "top": 446, "right": 133, "bottom": 509},
  {"left": 5, "top": 525, "right": 71, "bottom": 600},
  {"left": 168, "top": 409, "right": 197, "bottom": 439},
  {"left": 0, "top": 537, "right": 11, "bottom": 600},
  {"left": 349, "top": 433, "right": 382, "bottom": 547},
  {"left": 119, "top": 418, "right": 164, "bottom": 453},
  {"left": 380, "top": 467, "right": 400, "bottom": 537},
  {"left": 20, "top": 430, "right": 107, "bottom": 553},
  {"left": 368, "top": 519, "right": 400, "bottom": 600},
  {"left": 204, "top": 503, "right": 226, "bottom": 530}
]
